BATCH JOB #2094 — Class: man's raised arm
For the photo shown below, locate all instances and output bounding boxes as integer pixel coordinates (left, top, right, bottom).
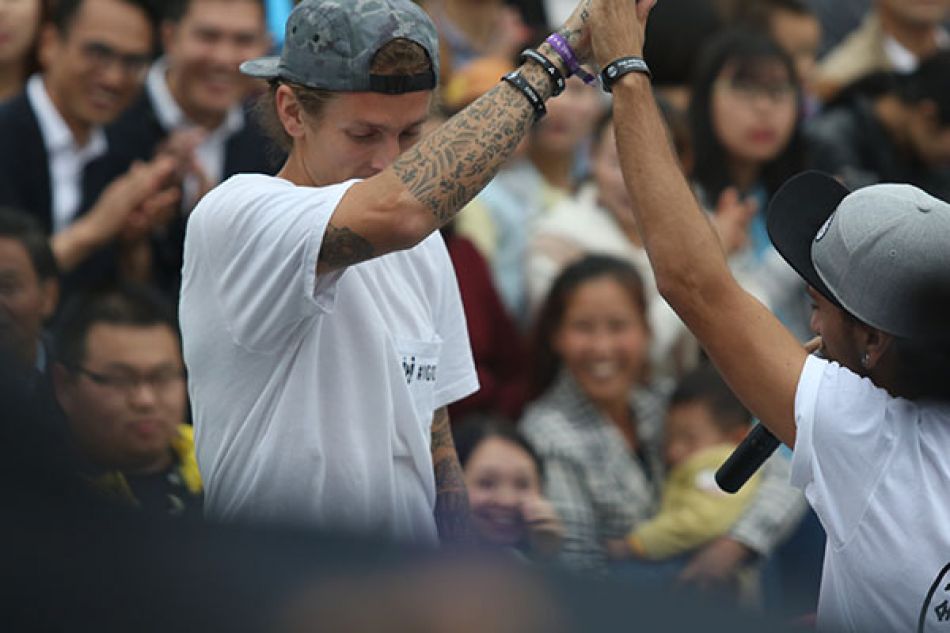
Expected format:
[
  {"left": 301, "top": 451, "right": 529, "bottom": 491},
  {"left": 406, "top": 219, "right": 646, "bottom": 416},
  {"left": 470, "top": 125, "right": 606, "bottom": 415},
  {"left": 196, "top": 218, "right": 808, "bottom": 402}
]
[
  {"left": 315, "top": 2, "right": 595, "bottom": 274},
  {"left": 588, "top": 0, "right": 806, "bottom": 447}
]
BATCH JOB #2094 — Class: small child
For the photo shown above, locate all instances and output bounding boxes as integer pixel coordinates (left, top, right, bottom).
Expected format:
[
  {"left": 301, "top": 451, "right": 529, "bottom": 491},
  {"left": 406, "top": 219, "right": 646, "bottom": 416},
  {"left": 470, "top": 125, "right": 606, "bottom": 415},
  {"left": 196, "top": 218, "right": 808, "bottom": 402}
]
[{"left": 608, "top": 365, "right": 760, "bottom": 565}]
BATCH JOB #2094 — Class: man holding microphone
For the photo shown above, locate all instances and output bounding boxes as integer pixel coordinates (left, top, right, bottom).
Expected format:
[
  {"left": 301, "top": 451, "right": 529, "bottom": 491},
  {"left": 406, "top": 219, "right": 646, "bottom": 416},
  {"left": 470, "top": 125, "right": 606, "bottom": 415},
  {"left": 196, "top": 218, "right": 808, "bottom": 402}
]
[{"left": 592, "top": 1, "right": 950, "bottom": 630}]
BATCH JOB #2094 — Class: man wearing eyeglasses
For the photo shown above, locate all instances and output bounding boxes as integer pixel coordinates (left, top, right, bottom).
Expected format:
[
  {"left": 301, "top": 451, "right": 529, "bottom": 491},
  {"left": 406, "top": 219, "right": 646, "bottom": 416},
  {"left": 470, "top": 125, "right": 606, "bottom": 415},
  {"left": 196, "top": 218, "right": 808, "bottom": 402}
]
[
  {"left": 0, "top": 0, "right": 181, "bottom": 295},
  {"left": 107, "top": 0, "right": 276, "bottom": 297},
  {"left": 51, "top": 285, "right": 201, "bottom": 516}
]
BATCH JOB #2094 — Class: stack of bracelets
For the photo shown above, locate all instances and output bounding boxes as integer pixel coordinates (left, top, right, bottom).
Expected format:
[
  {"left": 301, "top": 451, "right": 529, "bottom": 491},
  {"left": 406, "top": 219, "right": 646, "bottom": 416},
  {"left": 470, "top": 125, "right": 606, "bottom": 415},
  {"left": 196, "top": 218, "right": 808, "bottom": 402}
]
[{"left": 501, "top": 32, "right": 652, "bottom": 121}]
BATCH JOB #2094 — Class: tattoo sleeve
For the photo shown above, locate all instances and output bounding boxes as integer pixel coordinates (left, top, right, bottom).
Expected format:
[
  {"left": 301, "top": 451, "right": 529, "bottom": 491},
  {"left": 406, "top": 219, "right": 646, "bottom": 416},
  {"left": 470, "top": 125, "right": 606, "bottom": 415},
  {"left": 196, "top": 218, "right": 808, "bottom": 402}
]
[
  {"left": 430, "top": 407, "right": 474, "bottom": 546},
  {"left": 392, "top": 52, "right": 563, "bottom": 225}
]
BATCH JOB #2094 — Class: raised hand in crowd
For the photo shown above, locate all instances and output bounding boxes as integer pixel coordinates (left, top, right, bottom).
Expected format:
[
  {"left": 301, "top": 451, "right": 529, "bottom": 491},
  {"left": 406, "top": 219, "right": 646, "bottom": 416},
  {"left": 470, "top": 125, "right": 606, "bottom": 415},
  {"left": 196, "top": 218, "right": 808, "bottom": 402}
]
[
  {"left": 51, "top": 155, "right": 180, "bottom": 273},
  {"left": 522, "top": 494, "right": 564, "bottom": 558},
  {"left": 155, "top": 128, "right": 215, "bottom": 207},
  {"left": 710, "top": 186, "right": 757, "bottom": 256}
]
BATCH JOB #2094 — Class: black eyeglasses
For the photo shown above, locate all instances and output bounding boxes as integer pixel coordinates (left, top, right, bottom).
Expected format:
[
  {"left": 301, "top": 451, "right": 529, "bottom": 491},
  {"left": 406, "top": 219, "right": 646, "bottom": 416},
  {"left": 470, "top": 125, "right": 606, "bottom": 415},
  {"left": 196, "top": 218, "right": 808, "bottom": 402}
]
[
  {"left": 79, "top": 41, "right": 151, "bottom": 79},
  {"left": 72, "top": 366, "right": 185, "bottom": 395}
]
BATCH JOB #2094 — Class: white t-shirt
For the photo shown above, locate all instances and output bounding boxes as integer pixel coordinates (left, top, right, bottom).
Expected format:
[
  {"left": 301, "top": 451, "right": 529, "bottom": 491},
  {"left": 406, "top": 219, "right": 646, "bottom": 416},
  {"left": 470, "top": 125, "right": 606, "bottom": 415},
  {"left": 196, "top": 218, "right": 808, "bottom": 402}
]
[
  {"left": 179, "top": 174, "right": 478, "bottom": 544},
  {"left": 792, "top": 355, "right": 950, "bottom": 632}
]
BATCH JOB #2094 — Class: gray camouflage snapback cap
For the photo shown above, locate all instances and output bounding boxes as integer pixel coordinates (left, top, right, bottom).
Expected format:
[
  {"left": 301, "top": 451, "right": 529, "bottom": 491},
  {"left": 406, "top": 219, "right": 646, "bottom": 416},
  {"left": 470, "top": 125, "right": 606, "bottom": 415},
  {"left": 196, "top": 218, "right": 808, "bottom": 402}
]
[
  {"left": 240, "top": 0, "right": 439, "bottom": 93},
  {"left": 769, "top": 172, "right": 950, "bottom": 341}
]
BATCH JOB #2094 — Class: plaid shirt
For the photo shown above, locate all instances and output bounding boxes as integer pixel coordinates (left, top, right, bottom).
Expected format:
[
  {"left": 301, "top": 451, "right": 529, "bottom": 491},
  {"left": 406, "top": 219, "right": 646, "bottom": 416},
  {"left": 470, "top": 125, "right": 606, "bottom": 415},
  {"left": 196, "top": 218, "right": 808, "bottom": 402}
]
[{"left": 520, "top": 372, "right": 806, "bottom": 573}]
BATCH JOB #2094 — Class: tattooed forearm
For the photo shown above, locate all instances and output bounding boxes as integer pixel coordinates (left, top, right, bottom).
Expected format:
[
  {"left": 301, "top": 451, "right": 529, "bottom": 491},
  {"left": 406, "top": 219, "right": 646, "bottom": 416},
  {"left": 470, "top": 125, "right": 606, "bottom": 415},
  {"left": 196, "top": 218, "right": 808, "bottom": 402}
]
[
  {"left": 392, "top": 62, "right": 556, "bottom": 224},
  {"left": 319, "top": 222, "right": 375, "bottom": 269},
  {"left": 430, "top": 407, "right": 474, "bottom": 546}
]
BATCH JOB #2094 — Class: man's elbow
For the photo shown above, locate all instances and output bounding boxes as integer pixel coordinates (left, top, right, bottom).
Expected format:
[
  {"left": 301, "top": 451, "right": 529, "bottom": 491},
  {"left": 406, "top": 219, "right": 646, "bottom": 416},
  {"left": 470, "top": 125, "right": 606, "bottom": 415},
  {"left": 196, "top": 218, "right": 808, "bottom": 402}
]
[
  {"left": 655, "top": 264, "right": 734, "bottom": 321},
  {"left": 374, "top": 188, "right": 439, "bottom": 252}
]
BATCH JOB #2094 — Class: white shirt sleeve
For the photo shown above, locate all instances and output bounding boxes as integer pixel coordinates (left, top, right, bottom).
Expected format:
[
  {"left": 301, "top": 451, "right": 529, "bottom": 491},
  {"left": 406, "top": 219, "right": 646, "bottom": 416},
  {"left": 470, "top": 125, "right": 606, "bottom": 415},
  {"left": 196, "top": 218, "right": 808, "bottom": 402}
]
[
  {"left": 192, "top": 176, "right": 358, "bottom": 351},
  {"left": 790, "top": 355, "right": 897, "bottom": 548},
  {"left": 427, "top": 234, "right": 479, "bottom": 410}
]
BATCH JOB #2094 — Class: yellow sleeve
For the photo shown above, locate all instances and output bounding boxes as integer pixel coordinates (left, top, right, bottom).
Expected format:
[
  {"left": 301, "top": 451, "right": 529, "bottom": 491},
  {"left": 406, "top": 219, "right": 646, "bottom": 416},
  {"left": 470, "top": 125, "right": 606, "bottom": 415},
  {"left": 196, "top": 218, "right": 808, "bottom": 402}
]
[
  {"left": 631, "top": 445, "right": 759, "bottom": 560},
  {"left": 171, "top": 424, "right": 203, "bottom": 495}
]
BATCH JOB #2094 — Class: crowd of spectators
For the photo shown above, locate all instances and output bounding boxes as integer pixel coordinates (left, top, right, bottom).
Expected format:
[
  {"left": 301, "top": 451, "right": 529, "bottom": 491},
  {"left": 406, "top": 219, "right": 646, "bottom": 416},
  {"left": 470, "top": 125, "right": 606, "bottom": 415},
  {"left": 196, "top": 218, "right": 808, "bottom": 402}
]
[{"left": 1, "top": 0, "right": 948, "bottom": 627}]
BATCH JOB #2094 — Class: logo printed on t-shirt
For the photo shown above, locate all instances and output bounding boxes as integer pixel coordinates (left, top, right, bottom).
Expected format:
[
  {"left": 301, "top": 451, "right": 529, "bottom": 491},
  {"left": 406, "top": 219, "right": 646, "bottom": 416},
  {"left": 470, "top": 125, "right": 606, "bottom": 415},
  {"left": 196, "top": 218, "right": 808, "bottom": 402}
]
[
  {"left": 918, "top": 562, "right": 950, "bottom": 632},
  {"left": 402, "top": 355, "right": 437, "bottom": 386}
]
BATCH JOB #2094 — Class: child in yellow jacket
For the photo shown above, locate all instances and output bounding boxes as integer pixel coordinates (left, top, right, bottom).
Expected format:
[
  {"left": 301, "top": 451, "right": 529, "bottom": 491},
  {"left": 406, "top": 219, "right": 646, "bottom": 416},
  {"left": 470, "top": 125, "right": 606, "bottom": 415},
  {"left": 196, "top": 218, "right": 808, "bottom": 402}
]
[{"left": 608, "top": 366, "right": 759, "bottom": 563}]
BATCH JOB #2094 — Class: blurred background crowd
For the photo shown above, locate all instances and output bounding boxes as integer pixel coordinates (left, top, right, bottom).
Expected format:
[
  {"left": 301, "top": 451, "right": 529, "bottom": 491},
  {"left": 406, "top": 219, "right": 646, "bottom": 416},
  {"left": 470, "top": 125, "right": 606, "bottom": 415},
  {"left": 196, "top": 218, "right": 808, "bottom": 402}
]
[{"left": 1, "top": 0, "right": 948, "bottom": 628}]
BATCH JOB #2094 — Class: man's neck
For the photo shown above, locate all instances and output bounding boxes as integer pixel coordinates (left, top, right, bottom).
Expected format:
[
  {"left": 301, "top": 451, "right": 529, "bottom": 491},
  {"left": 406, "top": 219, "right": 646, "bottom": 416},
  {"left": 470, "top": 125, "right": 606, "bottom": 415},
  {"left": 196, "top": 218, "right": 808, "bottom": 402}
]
[
  {"left": 529, "top": 146, "right": 574, "bottom": 191},
  {"left": 0, "top": 62, "right": 24, "bottom": 102},
  {"left": 879, "top": 7, "right": 944, "bottom": 60},
  {"left": 43, "top": 77, "right": 93, "bottom": 147},
  {"left": 166, "top": 68, "right": 227, "bottom": 131},
  {"left": 727, "top": 158, "right": 760, "bottom": 193}
]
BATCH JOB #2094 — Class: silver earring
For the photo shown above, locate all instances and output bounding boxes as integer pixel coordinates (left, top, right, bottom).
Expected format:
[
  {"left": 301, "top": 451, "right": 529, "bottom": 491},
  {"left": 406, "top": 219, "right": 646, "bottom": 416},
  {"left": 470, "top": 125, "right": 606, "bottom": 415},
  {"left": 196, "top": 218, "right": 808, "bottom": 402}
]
[{"left": 861, "top": 353, "right": 870, "bottom": 368}]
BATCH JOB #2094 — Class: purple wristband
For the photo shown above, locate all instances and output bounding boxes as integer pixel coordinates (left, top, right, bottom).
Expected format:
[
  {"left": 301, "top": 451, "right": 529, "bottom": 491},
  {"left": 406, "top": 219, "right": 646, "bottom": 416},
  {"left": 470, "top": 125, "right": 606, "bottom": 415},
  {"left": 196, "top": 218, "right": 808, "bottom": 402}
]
[{"left": 545, "top": 33, "right": 597, "bottom": 85}]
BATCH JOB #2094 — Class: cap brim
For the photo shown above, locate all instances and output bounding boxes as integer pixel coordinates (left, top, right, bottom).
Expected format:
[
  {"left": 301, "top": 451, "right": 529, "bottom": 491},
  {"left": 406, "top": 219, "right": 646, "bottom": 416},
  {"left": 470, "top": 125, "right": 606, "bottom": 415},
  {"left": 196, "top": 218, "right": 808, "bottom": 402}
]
[
  {"left": 766, "top": 171, "right": 850, "bottom": 307},
  {"left": 240, "top": 56, "right": 281, "bottom": 79}
]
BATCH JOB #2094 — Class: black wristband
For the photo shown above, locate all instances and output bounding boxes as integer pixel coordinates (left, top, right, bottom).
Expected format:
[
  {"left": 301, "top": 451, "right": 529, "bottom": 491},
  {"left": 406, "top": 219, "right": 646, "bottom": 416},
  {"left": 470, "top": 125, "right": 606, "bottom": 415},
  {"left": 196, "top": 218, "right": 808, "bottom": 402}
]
[
  {"left": 519, "top": 48, "right": 566, "bottom": 97},
  {"left": 600, "top": 56, "right": 652, "bottom": 93},
  {"left": 502, "top": 70, "right": 546, "bottom": 122}
]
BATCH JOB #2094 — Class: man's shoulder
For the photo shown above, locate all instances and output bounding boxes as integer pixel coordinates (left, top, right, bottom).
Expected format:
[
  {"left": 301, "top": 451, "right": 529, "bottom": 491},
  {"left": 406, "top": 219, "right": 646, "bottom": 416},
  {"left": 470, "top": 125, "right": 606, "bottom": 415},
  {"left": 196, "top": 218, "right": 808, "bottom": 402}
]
[{"left": 0, "top": 92, "right": 40, "bottom": 140}]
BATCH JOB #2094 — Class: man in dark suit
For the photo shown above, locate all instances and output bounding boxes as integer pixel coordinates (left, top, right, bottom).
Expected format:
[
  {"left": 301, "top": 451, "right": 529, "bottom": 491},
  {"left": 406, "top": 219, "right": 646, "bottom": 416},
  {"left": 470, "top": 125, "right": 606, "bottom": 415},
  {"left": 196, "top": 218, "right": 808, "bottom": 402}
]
[
  {"left": 0, "top": 0, "right": 180, "bottom": 293},
  {"left": 108, "top": 0, "right": 279, "bottom": 294}
]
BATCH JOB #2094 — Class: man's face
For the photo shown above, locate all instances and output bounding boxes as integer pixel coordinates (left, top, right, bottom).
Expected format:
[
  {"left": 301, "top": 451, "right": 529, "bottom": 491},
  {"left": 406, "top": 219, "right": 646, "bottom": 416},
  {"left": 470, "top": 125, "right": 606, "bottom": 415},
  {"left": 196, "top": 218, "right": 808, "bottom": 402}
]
[
  {"left": 879, "top": 0, "right": 950, "bottom": 28},
  {"left": 297, "top": 90, "right": 432, "bottom": 185},
  {"left": 55, "top": 323, "right": 186, "bottom": 472},
  {"left": 807, "top": 286, "right": 864, "bottom": 373},
  {"left": 163, "top": 0, "right": 268, "bottom": 124},
  {"left": 0, "top": 237, "right": 56, "bottom": 365},
  {"left": 40, "top": 0, "right": 153, "bottom": 132}
]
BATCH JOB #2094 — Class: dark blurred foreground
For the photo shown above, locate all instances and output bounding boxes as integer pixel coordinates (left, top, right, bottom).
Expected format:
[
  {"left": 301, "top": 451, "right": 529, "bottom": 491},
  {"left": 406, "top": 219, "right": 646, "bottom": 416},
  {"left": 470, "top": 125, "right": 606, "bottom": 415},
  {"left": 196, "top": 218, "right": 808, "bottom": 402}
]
[{"left": 0, "top": 351, "right": 799, "bottom": 633}]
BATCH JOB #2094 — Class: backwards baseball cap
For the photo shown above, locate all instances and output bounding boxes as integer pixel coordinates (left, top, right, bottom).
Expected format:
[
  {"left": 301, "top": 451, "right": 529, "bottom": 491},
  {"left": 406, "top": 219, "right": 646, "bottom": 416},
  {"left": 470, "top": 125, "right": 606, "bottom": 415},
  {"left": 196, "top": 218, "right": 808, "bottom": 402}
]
[
  {"left": 240, "top": 0, "right": 439, "bottom": 94},
  {"left": 768, "top": 171, "right": 950, "bottom": 341}
]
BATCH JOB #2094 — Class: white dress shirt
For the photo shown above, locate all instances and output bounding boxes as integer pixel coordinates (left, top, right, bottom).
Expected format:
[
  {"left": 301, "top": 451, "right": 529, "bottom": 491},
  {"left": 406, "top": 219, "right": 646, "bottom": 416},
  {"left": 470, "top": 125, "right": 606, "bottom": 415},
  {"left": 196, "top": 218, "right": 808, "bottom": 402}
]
[
  {"left": 146, "top": 58, "right": 244, "bottom": 208},
  {"left": 26, "top": 74, "right": 108, "bottom": 233}
]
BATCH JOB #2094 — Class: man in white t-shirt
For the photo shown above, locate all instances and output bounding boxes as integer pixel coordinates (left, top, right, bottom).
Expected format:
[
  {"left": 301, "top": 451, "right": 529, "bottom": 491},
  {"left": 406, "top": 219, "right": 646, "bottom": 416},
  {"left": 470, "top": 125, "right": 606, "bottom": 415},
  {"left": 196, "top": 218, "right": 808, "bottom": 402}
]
[
  {"left": 587, "top": 1, "right": 950, "bottom": 630},
  {"left": 180, "top": 0, "right": 603, "bottom": 543}
]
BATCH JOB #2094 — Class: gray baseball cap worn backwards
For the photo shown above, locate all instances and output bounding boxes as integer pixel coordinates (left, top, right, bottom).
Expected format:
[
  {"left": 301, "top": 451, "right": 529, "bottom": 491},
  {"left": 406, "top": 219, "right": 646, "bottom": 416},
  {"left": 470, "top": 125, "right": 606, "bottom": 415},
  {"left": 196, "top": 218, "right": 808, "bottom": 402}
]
[
  {"left": 240, "top": 0, "right": 439, "bottom": 94},
  {"left": 767, "top": 171, "right": 950, "bottom": 342}
]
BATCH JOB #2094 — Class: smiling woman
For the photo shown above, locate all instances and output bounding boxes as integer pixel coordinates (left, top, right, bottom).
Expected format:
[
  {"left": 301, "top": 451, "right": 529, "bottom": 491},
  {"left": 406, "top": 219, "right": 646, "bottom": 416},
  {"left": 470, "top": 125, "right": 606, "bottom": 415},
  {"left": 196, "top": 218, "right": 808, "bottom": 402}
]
[
  {"left": 519, "top": 255, "right": 664, "bottom": 573},
  {"left": 455, "top": 420, "right": 563, "bottom": 560},
  {"left": 0, "top": 0, "right": 43, "bottom": 101}
]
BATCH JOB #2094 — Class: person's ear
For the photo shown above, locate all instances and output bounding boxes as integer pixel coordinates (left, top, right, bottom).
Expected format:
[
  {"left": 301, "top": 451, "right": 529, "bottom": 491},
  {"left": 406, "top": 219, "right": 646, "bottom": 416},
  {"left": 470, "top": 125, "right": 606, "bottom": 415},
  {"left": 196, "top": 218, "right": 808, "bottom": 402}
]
[
  {"left": 160, "top": 20, "right": 177, "bottom": 55},
  {"left": 40, "top": 278, "right": 59, "bottom": 322},
  {"left": 275, "top": 85, "right": 307, "bottom": 140},
  {"left": 37, "top": 23, "right": 62, "bottom": 73},
  {"left": 51, "top": 362, "right": 73, "bottom": 409},
  {"left": 857, "top": 325, "right": 893, "bottom": 371}
]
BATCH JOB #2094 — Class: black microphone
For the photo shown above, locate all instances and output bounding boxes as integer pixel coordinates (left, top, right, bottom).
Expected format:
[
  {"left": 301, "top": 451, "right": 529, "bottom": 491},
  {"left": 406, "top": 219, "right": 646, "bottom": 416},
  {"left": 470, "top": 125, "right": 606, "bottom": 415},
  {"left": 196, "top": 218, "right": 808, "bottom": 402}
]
[{"left": 715, "top": 423, "right": 781, "bottom": 494}]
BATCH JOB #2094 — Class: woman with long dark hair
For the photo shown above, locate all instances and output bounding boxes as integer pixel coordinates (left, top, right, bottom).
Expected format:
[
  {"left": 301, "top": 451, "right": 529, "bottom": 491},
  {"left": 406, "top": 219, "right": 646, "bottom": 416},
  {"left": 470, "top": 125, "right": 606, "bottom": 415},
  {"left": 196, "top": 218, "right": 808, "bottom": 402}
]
[
  {"left": 689, "top": 28, "right": 810, "bottom": 339},
  {"left": 455, "top": 420, "right": 563, "bottom": 560}
]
